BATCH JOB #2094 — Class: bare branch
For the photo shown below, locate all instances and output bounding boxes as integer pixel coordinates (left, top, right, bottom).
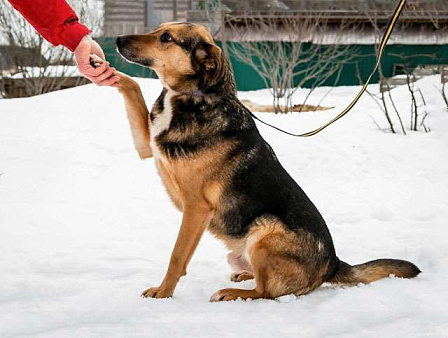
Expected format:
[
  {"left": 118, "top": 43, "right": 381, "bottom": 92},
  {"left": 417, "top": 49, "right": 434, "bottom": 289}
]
[
  {"left": 0, "top": 0, "right": 102, "bottom": 98},
  {"left": 223, "top": 13, "right": 357, "bottom": 113}
]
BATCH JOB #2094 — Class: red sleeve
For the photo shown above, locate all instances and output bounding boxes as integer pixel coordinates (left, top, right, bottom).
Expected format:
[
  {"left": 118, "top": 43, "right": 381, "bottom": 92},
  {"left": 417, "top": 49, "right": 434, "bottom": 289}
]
[{"left": 7, "top": 0, "right": 91, "bottom": 52}]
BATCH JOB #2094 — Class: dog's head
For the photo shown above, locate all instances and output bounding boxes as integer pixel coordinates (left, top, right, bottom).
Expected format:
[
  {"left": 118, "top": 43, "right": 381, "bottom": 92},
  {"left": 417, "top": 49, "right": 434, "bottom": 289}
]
[{"left": 116, "top": 22, "right": 227, "bottom": 92}]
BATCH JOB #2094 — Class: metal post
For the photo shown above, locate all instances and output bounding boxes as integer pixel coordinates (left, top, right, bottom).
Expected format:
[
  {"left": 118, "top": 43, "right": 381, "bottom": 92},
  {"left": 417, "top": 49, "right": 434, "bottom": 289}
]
[
  {"left": 146, "top": 0, "right": 156, "bottom": 28},
  {"left": 173, "top": 0, "right": 178, "bottom": 21}
]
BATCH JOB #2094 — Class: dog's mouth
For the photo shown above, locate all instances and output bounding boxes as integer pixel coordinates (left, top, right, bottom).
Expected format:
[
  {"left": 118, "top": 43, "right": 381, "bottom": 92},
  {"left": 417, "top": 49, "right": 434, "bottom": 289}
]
[{"left": 116, "top": 36, "right": 154, "bottom": 68}]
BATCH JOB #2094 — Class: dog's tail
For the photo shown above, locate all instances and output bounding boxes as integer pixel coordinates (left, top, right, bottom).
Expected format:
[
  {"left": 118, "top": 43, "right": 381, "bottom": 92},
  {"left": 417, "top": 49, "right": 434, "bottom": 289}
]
[{"left": 327, "top": 258, "right": 421, "bottom": 286}]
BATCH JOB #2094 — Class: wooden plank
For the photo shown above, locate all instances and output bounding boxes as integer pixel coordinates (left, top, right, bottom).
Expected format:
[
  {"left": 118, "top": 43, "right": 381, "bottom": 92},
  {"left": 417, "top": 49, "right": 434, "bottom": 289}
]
[
  {"left": 105, "top": 0, "right": 146, "bottom": 7},
  {"left": 105, "top": 14, "right": 146, "bottom": 21},
  {"left": 154, "top": 5, "right": 190, "bottom": 10},
  {"left": 105, "top": 7, "right": 145, "bottom": 13}
]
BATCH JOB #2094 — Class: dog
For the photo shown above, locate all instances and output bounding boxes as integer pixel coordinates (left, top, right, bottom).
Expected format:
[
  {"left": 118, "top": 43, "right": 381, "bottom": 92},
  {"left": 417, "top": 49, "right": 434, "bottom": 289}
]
[{"left": 108, "top": 22, "right": 420, "bottom": 301}]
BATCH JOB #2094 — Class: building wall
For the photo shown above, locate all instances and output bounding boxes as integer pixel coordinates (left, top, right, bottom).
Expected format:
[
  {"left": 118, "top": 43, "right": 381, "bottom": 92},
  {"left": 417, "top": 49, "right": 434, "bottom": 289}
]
[
  {"left": 104, "top": 0, "right": 147, "bottom": 36},
  {"left": 103, "top": 0, "right": 193, "bottom": 36}
]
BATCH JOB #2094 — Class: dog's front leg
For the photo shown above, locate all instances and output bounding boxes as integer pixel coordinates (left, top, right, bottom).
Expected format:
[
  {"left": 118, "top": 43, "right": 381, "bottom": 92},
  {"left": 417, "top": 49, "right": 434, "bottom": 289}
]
[
  {"left": 142, "top": 204, "right": 212, "bottom": 298},
  {"left": 116, "top": 74, "right": 153, "bottom": 159},
  {"left": 89, "top": 55, "right": 152, "bottom": 159}
]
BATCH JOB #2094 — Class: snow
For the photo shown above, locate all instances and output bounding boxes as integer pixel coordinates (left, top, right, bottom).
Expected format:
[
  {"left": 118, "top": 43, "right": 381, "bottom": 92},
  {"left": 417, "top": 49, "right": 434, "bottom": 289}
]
[
  {"left": 1, "top": 75, "right": 448, "bottom": 337},
  {"left": 7, "top": 66, "right": 80, "bottom": 79}
]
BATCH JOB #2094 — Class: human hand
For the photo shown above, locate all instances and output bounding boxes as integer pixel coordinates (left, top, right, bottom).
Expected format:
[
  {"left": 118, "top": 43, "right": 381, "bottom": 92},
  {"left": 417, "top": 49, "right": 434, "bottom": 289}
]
[
  {"left": 74, "top": 35, "right": 119, "bottom": 86},
  {"left": 90, "top": 54, "right": 138, "bottom": 90}
]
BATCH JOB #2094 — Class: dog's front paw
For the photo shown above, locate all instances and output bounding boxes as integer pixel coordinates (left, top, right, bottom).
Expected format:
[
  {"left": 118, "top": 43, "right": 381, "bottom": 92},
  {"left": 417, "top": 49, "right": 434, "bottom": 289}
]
[
  {"left": 141, "top": 286, "right": 174, "bottom": 299},
  {"left": 111, "top": 70, "right": 139, "bottom": 91}
]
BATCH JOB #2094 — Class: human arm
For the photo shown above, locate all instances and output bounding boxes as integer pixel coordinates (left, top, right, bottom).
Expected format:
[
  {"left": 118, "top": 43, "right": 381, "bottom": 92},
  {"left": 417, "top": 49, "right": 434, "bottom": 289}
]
[
  {"left": 7, "top": 0, "right": 89, "bottom": 52},
  {"left": 7, "top": 0, "right": 118, "bottom": 86}
]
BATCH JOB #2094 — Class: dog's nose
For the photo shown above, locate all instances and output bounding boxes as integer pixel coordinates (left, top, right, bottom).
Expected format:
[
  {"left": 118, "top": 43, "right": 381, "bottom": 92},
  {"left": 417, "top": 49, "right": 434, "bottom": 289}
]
[{"left": 116, "top": 36, "right": 127, "bottom": 49}]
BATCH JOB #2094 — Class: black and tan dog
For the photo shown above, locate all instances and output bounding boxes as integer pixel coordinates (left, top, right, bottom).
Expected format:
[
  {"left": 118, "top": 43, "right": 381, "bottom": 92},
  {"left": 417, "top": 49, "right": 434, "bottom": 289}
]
[{"left": 109, "top": 22, "right": 420, "bottom": 301}]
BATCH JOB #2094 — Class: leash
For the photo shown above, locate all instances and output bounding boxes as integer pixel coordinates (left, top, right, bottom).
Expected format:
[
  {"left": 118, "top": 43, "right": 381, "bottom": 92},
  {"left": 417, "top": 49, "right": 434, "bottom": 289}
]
[{"left": 250, "top": 0, "right": 407, "bottom": 137}]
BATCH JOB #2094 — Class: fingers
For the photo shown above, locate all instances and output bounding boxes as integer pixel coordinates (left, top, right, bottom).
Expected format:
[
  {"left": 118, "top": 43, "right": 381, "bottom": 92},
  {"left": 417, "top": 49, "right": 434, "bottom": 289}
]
[
  {"left": 89, "top": 54, "right": 104, "bottom": 68},
  {"left": 94, "top": 67, "right": 115, "bottom": 83},
  {"left": 74, "top": 37, "right": 117, "bottom": 87},
  {"left": 81, "top": 60, "right": 109, "bottom": 77},
  {"left": 96, "top": 75, "right": 120, "bottom": 87},
  {"left": 80, "top": 62, "right": 119, "bottom": 86}
]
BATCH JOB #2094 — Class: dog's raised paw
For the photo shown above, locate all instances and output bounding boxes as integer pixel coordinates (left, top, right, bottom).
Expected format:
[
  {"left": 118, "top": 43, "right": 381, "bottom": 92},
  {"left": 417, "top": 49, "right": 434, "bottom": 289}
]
[{"left": 141, "top": 286, "right": 173, "bottom": 299}]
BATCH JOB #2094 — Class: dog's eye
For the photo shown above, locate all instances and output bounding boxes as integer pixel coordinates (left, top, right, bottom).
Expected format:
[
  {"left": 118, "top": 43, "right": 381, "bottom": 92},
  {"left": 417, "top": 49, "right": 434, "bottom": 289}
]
[{"left": 160, "top": 33, "right": 173, "bottom": 43}]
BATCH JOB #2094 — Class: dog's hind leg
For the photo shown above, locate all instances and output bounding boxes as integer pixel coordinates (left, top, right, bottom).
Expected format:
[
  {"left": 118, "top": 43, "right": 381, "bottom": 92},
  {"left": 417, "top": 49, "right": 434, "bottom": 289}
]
[
  {"left": 227, "top": 252, "right": 254, "bottom": 282},
  {"left": 211, "top": 246, "right": 267, "bottom": 301},
  {"left": 211, "top": 217, "right": 327, "bottom": 301}
]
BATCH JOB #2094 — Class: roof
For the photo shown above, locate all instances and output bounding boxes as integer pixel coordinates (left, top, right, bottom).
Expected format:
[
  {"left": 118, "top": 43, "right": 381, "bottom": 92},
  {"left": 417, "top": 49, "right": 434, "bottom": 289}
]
[
  {"left": 220, "top": 0, "right": 448, "bottom": 21},
  {"left": 188, "top": 0, "right": 448, "bottom": 43},
  {"left": 0, "top": 45, "right": 48, "bottom": 70}
]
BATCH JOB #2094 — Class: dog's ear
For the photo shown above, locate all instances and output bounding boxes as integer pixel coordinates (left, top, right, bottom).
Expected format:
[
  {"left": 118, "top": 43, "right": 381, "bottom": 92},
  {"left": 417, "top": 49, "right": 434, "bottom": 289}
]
[{"left": 193, "top": 42, "right": 222, "bottom": 79}]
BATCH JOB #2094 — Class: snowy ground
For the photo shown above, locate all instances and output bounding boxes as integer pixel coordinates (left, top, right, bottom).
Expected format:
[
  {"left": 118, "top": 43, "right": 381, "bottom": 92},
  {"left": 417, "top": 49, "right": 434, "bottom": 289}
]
[{"left": 1, "top": 76, "right": 448, "bottom": 337}]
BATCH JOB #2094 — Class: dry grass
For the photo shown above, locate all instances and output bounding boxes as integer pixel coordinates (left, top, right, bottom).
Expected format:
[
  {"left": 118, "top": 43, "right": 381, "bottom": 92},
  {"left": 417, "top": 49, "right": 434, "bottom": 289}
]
[{"left": 241, "top": 99, "right": 333, "bottom": 113}]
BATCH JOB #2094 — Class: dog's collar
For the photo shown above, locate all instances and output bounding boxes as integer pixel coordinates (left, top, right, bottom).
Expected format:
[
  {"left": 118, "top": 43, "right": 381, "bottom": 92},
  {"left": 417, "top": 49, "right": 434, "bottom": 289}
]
[{"left": 179, "top": 90, "right": 205, "bottom": 98}]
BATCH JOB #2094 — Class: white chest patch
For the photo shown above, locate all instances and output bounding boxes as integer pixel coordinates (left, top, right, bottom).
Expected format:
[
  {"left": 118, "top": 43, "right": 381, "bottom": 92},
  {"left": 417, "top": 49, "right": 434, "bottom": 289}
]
[
  {"left": 152, "top": 90, "right": 175, "bottom": 138},
  {"left": 150, "top": 89, "right": 176, "bottom": 158}
]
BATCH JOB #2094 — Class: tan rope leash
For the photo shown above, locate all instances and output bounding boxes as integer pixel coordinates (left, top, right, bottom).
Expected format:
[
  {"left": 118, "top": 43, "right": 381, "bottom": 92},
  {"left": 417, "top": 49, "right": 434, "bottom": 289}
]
[{"left": 249, "top": 0, "right": 407, "bottom": 137}]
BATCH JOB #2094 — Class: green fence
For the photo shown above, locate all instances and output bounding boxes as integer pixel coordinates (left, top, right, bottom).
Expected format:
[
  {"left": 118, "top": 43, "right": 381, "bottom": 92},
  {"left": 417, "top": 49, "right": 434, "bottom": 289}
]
[{"left": 96, "top": 37, "right": 448, "bottom": 91}]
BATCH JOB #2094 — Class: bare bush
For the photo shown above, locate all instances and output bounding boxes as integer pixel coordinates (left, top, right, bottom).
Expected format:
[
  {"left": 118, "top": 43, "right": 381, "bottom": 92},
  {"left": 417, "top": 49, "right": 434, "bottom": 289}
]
[
  {"left": 222, "top": 14, "right": 357, "bottom": 113},
  {"left": 440, "top": 66, "right": 448, "bottom": 109},
  {"left": 442, "top": 82, "right": 448, "bottom": 109},
  {"left": 363, "top": 3, "right": 448, "bottom": 134},
  {"left": 358, "top": 72, "right": 397, "bottom": 134}
]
